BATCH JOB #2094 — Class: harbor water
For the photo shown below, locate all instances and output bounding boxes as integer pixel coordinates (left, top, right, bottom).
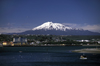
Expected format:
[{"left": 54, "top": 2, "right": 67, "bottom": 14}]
[{"left": 0, "top": 46, "right": 100, "bottom": 66}]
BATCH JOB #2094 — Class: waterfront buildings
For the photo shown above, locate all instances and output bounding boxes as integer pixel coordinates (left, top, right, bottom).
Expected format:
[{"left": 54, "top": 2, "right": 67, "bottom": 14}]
[{"left": 13, "top": 37, "right": 27, "bottom": 45}]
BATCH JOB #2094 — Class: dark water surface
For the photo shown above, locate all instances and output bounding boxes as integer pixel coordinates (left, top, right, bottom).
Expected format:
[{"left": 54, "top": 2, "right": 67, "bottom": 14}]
[{"left": 0, "top": 46, "right": 100, "bottom": 66}]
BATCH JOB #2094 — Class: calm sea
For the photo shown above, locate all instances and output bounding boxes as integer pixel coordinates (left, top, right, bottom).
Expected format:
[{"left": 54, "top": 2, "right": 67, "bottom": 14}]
[{"left": 0, "top": 46, "right": 100, "bottom": 66}]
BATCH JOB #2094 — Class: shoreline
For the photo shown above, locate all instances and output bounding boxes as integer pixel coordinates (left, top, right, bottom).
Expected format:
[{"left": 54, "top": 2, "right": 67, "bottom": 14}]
[
  {"left": 82, "top": 45, "right": 100, "bottom": 46},
  {"left": 1, "top": 45, "right": 82, "bottom": 47},
  {"left": 72, "top": 48, "right": 100, "bottom": 54}
]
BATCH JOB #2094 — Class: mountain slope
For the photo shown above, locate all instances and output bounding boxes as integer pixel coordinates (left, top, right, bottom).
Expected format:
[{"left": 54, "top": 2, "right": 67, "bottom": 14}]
[{"left": 18, "top": 29, "right": 100, "bottom": 35}]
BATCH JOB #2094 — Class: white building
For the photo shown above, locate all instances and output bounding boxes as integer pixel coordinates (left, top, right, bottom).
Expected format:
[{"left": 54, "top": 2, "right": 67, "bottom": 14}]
[
  {"left": 76, "top": 40, "right": 89, "bottom": 42},
  {"left": 98, "top": 41, "right": 100, "bottom": 44},
  {"left": 30, "top": 42, "right": 35, "bottom": 45},
  {"left": 36, "top": 41, "right": 40, "bottom": 44}
]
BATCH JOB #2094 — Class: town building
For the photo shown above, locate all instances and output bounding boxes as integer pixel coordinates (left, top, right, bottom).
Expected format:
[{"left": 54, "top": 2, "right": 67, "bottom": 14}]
[
  {"left": 3, "top": 42, "right": 7, "bottom": 45},
  {"left": 13, "top": 37, "right": 27, "bottom": 45}
]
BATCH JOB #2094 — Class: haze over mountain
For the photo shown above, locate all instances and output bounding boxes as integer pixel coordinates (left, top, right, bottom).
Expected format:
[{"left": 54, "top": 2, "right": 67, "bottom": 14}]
[{"left": 8, "top": 22, "right": 100, "bottom": 35}]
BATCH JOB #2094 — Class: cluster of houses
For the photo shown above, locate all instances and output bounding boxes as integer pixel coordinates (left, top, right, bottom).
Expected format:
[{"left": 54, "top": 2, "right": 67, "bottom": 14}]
[{"left": 1, "top": 37, "right": 100, "bottom": 46}]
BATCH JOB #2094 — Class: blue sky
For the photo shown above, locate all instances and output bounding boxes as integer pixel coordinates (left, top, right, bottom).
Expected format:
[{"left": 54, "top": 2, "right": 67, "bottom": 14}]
[{"left": 0, "top": 0, "right": 100, "bottom": 33}]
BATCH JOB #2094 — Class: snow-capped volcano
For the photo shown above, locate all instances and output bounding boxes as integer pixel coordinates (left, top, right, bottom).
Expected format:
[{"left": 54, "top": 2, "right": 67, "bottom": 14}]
[
  {"left": 32, "top": 22, "right": 72, "bottom": 31},
  {"left": 7, "top": 22, "right": 100, "bottom": 35}
]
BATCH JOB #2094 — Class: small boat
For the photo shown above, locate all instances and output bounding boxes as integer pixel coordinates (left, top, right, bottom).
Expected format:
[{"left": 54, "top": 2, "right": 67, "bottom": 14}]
[{"left": 80, "top": 55, "right": 87, "bottom": 60}]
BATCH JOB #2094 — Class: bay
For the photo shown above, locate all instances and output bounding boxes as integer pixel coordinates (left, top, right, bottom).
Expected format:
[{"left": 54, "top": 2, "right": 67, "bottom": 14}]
[{"left": 0, "top": 46, "right": 100, "bottom": 66}]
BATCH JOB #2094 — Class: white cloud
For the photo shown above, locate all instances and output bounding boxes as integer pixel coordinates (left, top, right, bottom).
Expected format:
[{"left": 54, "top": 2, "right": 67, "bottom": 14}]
[
  {"left": 62, "top": 23, "right": 100, "bottom": 33},
  {"left": 81, "top": 25, "right": 100, "bottom": 33},
  {"left": 62, "top": 23, "right": 77, "bottom": 28},
  {"left": 0, "top": 27, "right": 30, "bottom": 33}
]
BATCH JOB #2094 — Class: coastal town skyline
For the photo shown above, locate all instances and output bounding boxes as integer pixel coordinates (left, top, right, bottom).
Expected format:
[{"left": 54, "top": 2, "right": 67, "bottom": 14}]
[{"left": 0, "top": 0, "right": 100, "bottom": 33}]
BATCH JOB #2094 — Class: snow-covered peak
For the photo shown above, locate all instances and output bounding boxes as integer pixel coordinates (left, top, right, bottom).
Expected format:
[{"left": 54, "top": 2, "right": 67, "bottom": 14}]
[{"left": 32, "top": 22, "right": 72, "bottom": 31}]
